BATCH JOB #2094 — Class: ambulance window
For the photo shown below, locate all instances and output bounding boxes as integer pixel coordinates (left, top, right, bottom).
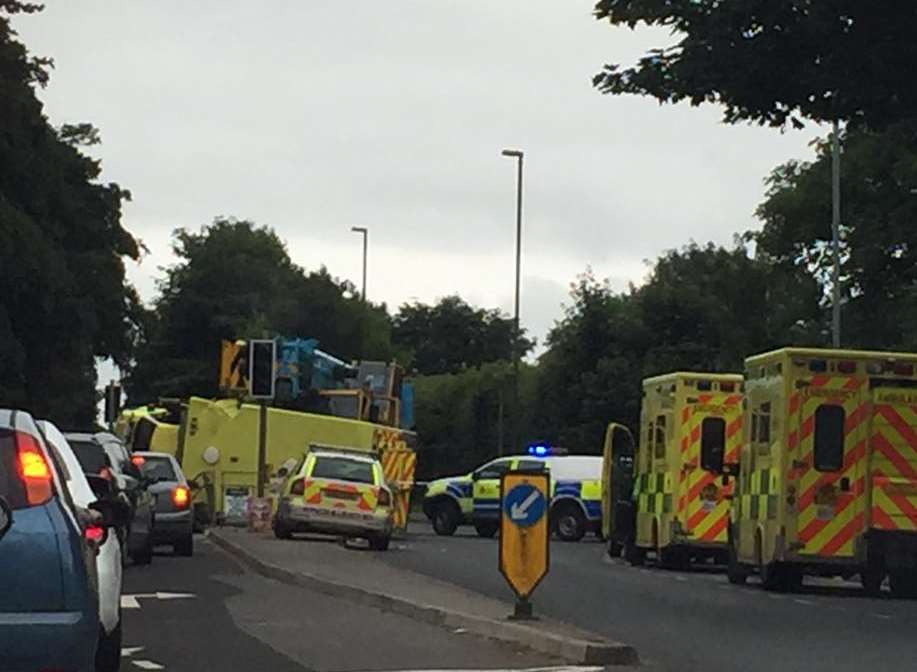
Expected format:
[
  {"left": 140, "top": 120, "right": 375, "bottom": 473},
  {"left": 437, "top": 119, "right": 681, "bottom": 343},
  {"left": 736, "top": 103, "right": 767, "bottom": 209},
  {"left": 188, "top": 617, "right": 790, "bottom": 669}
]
[
  {"left": 701, "top": 417, "right": 726, "bottom": 473},
  {"left": 814, "top": 405, "right": 845, "bottom": 472},
  {"left": 653, "top": 415, "right": 666, "bottom": 460},
  {"left": 759, "top": 403, "right": 771, "bottom": 444}
]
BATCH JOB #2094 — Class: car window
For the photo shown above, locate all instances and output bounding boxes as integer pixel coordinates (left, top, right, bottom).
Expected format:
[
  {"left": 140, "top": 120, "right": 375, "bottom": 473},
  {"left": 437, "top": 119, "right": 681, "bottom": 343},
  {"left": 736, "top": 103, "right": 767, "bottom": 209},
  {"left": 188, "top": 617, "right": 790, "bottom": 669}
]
[
  {"left": 68, "top": 439, "right": 110, "bottom": 474},
  {"left": 0, "top": 429, "right": 28, "bottom": 510},
  {"left": 141, "top": 456, "right": 177, "bottom": 482},
  {"left": 700, "top": 417, "right": 726, "bottom": 473},
  {"left": 475, "top": 459, "right": 511, "bottom": 480},
  {"left": 515, "top": 459, "right": 547, "bottom": 473},
  {"left": 310, "top": 456, "right": 375, "bottom": 484}
]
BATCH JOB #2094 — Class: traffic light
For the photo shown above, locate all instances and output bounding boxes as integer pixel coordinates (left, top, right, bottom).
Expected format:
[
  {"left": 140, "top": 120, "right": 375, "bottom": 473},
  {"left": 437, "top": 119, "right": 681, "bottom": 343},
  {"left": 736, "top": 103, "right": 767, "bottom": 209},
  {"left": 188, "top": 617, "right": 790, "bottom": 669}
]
[{"left": 249, "top": 340, "right": 276, "bottom": 399}]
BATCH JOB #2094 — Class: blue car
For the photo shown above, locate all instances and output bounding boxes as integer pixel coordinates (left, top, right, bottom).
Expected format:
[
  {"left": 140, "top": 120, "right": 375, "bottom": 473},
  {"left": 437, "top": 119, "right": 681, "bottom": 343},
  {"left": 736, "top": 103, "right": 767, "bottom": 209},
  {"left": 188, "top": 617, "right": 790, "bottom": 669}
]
[{"left": 0, "top": 409, "right": 102, "bottom": 672}]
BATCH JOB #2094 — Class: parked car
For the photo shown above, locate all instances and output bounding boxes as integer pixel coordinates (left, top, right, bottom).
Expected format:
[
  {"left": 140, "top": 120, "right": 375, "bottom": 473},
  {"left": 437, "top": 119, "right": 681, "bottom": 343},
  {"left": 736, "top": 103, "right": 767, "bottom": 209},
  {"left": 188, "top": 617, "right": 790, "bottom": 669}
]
[
  {"left": 273, "top": 447, "right": 394, "bottom": 550},
  {"left": 66, "top": 431, "right": 155, "bottom": 565},
  {"left": 0, "top": 409, "right": 123, "bottom": 672},
  {"left": 39, "top": 420, "right": 124, "bottom": 672},
  {"left": 134, "top": 451, "right": 194, "bottom": 556}
]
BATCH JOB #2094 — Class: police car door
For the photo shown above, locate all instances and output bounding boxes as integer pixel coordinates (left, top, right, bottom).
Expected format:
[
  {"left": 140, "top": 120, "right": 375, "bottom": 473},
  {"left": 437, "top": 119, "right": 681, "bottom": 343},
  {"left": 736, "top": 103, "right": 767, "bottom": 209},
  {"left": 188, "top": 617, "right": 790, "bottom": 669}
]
[{"left": 471, "top": 458, "right": 512, "bottom": 522}]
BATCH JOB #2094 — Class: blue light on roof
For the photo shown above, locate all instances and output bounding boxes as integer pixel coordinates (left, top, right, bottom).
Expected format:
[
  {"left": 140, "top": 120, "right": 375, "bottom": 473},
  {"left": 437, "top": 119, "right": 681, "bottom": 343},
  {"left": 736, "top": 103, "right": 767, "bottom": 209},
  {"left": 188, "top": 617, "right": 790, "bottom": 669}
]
[{"left": 527, "top": 443, "right": 549, "bottom": 457}]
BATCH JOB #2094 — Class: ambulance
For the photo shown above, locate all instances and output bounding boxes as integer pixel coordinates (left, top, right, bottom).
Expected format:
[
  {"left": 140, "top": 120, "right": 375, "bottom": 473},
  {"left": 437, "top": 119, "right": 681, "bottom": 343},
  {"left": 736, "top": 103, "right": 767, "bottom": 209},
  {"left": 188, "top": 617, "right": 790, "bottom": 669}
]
[
  {"left": 728, "top": 348, "right": 917, "bottom": 596},
  {"left": 423, "top": 446, "right": 603, "bottom": 542},
  {"left": 623, "top": 372, "right": 743, "bottom": 567}
]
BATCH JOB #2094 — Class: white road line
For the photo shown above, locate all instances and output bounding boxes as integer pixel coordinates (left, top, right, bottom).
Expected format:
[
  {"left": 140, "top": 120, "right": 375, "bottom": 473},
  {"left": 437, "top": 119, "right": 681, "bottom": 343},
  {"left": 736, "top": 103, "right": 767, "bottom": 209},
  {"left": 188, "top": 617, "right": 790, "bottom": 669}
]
[
  {"left": 793, "top": 598, "right": 815, "bottom": 605},
  {"left": 133, "top": 661, "right": 165, "bottom": 670},
  {"left": 121, "top": 595, "right": 141, "bottom": 609},
  {"left": 675, "top": 576, "right": 688, "bottom": 582},
  {"left": 872, "top": 613, "right": 893, "bottom": 620},
  {"left": 121, "top": 647, "right": 144, "bottom": 657}
]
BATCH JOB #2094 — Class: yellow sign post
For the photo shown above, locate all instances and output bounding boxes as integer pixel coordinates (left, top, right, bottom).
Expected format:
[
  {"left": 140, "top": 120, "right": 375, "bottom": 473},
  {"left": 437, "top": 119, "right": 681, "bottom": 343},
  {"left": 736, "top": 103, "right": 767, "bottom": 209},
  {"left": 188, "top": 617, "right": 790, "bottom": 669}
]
[{"left": 499, "top": 470, "right": 550, "bottom": 620}]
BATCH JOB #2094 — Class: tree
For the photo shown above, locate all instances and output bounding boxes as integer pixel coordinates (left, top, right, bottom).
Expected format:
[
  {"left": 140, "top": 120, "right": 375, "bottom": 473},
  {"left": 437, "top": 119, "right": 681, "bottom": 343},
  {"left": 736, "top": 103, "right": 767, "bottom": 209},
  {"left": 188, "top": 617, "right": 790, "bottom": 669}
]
[
  {"left": 0, "top": 3, "right": 141, "bottom": 426},
  {"left": 392, "top": 296, "right": 533, "bottom": 376},
  {"left": 753, "top": 120, "right": 917, "bottom": 349},
  {"left": 125, "top": 218, "right": 392, "bottom": 403},
  {"left": 593, "top": 2, "right": 917, "bottom": 129}
]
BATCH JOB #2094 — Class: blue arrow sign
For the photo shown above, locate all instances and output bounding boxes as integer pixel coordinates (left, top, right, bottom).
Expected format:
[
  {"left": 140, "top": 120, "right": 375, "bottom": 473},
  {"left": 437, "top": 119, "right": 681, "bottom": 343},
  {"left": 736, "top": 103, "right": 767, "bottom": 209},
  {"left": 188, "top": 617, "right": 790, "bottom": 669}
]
[{"left": 503, "top": 483, "right": 547, "bottom": 528}]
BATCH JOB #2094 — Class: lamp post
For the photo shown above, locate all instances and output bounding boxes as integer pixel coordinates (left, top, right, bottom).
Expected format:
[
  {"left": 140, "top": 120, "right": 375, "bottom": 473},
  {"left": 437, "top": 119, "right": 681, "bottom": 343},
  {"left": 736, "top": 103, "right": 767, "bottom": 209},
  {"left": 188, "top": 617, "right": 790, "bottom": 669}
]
[
  {"left": 351, "top": 226, "right": 368, "bottom": 302},
  {"left": 501, "top": 148, "right": 524, "bottom": 456}
]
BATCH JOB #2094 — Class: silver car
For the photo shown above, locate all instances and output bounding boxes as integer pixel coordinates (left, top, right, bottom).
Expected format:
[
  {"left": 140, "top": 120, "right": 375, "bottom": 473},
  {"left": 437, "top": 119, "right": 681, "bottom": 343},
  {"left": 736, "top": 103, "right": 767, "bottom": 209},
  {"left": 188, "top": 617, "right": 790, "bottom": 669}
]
[{"left": 134, "top": 452, "right": 194, "bottom": 556}]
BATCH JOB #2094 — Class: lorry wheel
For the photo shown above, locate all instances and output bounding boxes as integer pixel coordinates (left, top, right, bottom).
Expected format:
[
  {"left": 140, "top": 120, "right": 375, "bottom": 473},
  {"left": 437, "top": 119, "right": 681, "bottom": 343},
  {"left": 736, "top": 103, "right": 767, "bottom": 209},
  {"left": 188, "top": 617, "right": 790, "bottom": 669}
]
[
  {"left": 474, "top": 521, "right": 498, "bottom": 538},
  {"left": 274, "top": 520, "right": 293, "bottom": 540},
  {"left": 625, "top": 540, "right": 646, "bottom": 566},
  {"left": 607, "top": 539, "right": 623, "bottom": 558},
  {"left": 727, "top": 544, "right": 748, "bottom": 585},
  {"left": 553, "top": 504, "right": 586, "bottom": 542},
  {"left": 889, "top": 571, "right": 917, "bottom": 599},
  {"left": 431, "top": 501, "right": 460, "bottom": 536}
]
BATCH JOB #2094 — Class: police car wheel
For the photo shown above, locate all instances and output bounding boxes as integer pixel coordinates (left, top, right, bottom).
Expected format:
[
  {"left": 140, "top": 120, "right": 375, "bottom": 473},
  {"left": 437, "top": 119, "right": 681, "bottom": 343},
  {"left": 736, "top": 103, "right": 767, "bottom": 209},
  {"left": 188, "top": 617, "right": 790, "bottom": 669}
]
[
  {"left": 553, "top": 504, "right": 586, "bottom": 542},
  {"left": 431, "top": 502, "right": 460, "bottom": 536}
]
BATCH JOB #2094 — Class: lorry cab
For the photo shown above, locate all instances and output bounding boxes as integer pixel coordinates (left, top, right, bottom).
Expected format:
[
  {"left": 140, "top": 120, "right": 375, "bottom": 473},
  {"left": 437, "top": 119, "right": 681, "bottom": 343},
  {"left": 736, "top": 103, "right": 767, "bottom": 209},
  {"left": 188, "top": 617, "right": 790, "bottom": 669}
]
[
  {"left": 628, "top": 372, "right": 744, "bottom": 567},
  {"left": 730, "top": 348, "right": 917, "bottom": 596}
]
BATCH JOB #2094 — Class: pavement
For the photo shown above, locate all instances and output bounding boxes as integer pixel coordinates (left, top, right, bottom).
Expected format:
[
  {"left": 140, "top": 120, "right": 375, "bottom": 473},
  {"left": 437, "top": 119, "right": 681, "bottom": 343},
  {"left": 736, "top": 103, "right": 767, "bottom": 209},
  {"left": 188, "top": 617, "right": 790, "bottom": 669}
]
[
  {"left": 120, "top": 534, "right": 585, "bottom": 671},
  {"left": 209, "top": 527, "right": 637, "bottom": 666},
  {"left": 379, "top": 526, "right": 917, "bottom": 672}
]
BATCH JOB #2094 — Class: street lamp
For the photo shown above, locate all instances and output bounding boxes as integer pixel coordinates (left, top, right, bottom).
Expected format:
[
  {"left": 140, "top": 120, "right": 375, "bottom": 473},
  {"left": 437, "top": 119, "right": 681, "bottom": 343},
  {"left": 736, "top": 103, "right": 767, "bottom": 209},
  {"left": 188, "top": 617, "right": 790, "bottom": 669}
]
[
  {"left": 351, "top": 226, "right": 368, "bottom": 302},
  {"left": 502, "top": 148, "right": 524, "bottom": 456}
]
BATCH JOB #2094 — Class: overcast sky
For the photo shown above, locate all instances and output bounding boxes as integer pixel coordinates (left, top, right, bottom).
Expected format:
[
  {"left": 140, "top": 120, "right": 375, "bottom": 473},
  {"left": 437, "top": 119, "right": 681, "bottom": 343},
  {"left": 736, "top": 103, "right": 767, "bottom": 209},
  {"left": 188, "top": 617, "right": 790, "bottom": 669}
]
[{"left": 16, "top": 1, "right": 822, "bottom": 350}]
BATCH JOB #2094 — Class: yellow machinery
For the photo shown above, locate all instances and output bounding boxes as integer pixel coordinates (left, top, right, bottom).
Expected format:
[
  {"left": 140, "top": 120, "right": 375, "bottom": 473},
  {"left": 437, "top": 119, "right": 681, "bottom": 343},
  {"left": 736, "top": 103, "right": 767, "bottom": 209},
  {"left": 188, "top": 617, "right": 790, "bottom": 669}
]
[
  {"left": 729, "top": 348, "right": 917, "bottom": 597},
  {"left": 626, "top": 372, "right": 744, "bottom": 567},
  {"left": 177, "top": 397, "right": 417, "bottom": 531}
]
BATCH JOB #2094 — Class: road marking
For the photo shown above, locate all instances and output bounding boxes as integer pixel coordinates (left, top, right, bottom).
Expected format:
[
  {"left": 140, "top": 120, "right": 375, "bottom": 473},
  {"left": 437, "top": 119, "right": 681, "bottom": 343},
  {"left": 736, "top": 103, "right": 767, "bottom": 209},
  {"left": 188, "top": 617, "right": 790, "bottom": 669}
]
[
  {"left": 675, "top": 576, "right": 688, "bottom": 582},
  {"left": 872, "top": 613, "right": 893, "bottom": 620},
  {"left": 133, "top": 661, "right": 164, "bottom": 670},
  {"left": 793, "top": 598, "right": 815, "bottom": 605},
  {"left": 121, "top": 647, "right": 144, "bottom": 657},
  {"left": 121, "top": 592, "right": 195, "bottom": 609}
]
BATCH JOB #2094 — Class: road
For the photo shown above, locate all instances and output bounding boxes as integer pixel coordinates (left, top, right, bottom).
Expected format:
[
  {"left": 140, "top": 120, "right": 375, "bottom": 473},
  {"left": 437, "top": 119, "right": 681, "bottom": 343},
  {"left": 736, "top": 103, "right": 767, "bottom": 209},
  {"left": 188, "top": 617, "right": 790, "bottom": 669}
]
[
  {"left": 119, "top": 535, "right": 564, "bottom": 672},
  {"left": 384, "top": 526, "right": 917, "bottom": 672}
]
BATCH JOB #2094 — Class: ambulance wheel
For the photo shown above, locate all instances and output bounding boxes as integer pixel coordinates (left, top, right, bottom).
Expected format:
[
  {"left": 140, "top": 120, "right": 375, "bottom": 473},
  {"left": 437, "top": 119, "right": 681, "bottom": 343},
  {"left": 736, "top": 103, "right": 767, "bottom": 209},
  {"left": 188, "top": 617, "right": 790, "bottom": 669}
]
[
  {"left": 431, "top": 501, "right": 460, "bottom": 536},
  {"left": 369, "top": 534, "right": 391, "bottom": 551},
  {"left": 553, "top": 503, "right": 586, "bottom": 542},
  {"left": 607, "top": 539, "right": 623, "bottom": 558},
  {"left": 860, "top": 566, "right": 885, "bottom": 596},
  {"left": 474, "top": 521, "right": 498, "bottom": 538},
  {"left": 727, "top": 544, "right": 748, "bottom": 585},
  {"left": 889, "top": 570, "right": 917, "bottom": 598},
  {"left": 625, "top": 540, "right": 646, "bottom": 566}
]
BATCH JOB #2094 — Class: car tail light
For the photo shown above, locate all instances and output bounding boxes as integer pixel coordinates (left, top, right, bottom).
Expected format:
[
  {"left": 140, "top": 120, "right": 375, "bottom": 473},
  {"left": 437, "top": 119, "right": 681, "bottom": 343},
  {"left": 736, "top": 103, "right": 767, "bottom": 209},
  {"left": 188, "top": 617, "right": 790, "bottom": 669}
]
[
  {"left": 378, "top": 489, "right": 392, "bottom": 508},
  {"left": 131, "top": 455, "right": 146, "bottom": 467},
  {"left": 84, "top": 525, "right": 107, "bottom": 545},
  {"left": 17, "top": 434, "right": 53, "bottom": 505},
  {"left": 290, "top": 479, "right": 305, "bottom": 496},
  {"left": 172, "top": 485, "right": 190, "bottom": 509}
]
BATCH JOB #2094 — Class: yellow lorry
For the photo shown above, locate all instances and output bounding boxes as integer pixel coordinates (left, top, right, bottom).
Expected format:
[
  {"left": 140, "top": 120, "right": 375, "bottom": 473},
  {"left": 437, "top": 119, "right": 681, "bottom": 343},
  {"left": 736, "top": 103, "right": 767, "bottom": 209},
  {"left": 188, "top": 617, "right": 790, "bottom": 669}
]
[
  {"left": 728, "top": 348, "right": 917, "bottom": 596},
  {"left": 606, "top": 372, "right": 744, "bottom": 567}
]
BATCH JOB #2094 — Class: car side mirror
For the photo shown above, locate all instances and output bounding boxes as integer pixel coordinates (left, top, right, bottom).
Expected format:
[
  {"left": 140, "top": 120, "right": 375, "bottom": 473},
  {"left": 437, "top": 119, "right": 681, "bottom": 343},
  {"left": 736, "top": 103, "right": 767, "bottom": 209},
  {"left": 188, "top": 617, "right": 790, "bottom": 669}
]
[
  {"left": 86, "top": 475, "right": 114, "bottom": 500},
  {"left": 90, "top": 498, "right": 130, "bottom": 529},
  {"left": 0, "top": 497, "right": 11, "bottom": 541},
  {"left": 470, "top": 471, "right": 481, "bottom": 481}
]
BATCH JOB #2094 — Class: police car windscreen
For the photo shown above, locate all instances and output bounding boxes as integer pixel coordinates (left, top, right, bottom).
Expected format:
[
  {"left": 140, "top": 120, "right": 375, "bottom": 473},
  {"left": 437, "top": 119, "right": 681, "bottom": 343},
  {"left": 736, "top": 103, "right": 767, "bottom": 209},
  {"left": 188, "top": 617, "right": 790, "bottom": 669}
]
[
  {"left": 312, "top": 456, "right": 374, "bottom": 484},
  {"left": 549, "top": 456, "right": 602, "bottom": 481}
]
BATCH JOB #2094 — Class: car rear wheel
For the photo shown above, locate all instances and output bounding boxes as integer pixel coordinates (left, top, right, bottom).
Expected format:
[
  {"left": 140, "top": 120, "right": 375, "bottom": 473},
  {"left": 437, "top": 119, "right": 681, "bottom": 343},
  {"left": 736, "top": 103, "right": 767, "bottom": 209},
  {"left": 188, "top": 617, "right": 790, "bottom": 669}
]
[
  {"left": 553, "top": 503, "right": 586, "bottom": 542},
  {"left": 431, "top": 501, "right": 460, "bottom": 536},
  {"left": 369, "top": 534, "right": 391, "bottom": 551},
  {"left": 95, "top": 619, "right": 122, "bottom": 672},
  {"left": 174, "top": 534, "right": 194, "bottom": 557}
]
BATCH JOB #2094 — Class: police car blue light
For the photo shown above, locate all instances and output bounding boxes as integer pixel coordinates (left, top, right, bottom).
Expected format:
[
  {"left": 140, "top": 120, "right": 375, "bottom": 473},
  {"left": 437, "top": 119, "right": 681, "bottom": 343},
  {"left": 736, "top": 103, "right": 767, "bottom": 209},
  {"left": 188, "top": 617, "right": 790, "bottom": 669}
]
[{"left": 528, "top": 443, "right": 550, "bottom": 457}]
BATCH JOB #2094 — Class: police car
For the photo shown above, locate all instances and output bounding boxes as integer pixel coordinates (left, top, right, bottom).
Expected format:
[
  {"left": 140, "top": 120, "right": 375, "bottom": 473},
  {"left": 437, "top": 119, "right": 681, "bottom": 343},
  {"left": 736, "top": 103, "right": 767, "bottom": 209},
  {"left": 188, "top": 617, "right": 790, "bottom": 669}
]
[{"left": 422, "top": 446, "right": 603, "bottom": 541}]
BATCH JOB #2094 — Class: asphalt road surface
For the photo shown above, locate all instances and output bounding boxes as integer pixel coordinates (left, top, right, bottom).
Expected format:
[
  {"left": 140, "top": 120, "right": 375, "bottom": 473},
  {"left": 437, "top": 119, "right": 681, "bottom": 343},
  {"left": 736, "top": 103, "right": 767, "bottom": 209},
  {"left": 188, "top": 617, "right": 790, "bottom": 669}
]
[
  {"left": 385, "top": 526, "right": 917, "bottom": 672},
  {"left": 119, "top": 535, "right": 562, "bottom": 672}
]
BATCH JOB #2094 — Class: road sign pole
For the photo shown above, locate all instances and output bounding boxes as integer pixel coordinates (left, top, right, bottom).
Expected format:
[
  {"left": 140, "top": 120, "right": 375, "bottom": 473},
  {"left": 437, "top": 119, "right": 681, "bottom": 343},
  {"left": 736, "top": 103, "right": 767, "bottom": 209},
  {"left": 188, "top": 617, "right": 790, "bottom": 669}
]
[
  {"left": 511, "top": 595, "right": 534, "bottom": 621},
  {"left": 257, "top": 400, "right": 267, "bottom": 498}
]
